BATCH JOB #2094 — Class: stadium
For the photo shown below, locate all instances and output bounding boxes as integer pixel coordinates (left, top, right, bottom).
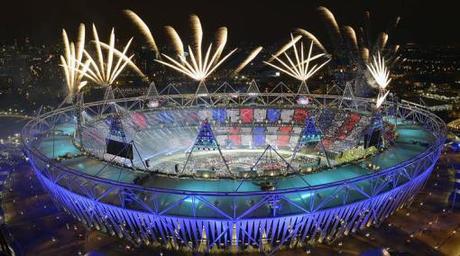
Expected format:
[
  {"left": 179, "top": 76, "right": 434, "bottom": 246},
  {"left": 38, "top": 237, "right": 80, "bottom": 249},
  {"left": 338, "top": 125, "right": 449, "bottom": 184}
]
[
  {"left": 19, "top": 9, "right": 447, "bottom": 255},
  {"left": 22, "top": 84, "right": 445, "bottom": 253}
]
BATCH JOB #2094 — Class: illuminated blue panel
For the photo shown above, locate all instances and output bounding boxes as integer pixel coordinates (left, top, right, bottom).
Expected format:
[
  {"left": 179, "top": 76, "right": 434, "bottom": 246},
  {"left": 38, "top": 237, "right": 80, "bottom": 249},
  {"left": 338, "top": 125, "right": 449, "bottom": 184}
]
[
  {"left": 158, "top": 111, "right": 175, "bottom": 124},
  {"left": 253, "top": 127, "right": 266, "bottom": 147},
  {"left": 212, "top": 108, "right": 227, "bottom": 123},
  {"left": 108, "top": 116, "right": 126, "bottom": 139},
  {"left": 267, "top": 108, "right": 281, "bottom": 123}
]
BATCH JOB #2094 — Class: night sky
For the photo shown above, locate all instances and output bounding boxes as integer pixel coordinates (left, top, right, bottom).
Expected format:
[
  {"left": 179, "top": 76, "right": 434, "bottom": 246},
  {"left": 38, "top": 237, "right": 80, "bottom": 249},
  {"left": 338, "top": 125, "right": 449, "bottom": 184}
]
[{"left": 0, "top": 0, "right": 459, "bottom": 46}]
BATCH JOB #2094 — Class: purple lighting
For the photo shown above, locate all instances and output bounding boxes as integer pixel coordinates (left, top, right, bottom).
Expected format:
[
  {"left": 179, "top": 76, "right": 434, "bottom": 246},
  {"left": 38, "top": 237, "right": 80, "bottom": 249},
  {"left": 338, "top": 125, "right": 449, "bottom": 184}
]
[{"left": 22, "top": 93, "right": 445, "bottom": 253}]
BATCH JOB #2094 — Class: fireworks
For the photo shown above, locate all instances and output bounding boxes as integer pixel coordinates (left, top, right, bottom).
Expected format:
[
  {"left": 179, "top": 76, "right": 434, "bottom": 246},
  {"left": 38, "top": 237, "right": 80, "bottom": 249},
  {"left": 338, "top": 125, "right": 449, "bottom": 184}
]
[
  {"left": 268, "top": 35, "right": 301, "bottom": 62},
  {"left": 60, "top": 24, "right": 90, "bottom": 102},
  {"left": 317, "top": 6, "right": 341, "bottom": 47},
  {"left": 164, "top": 26, "right": 184, "bottom": 57},
  {"left": 156, "top": 14, "right": 237, "bottom": 82},
  {"left": 367, "top": 52, "right": 391, "bottom": 109},
  {"left": 124, "top": 10, "right": 159, "bottom": 57},
  {"left": 296, "top": 6, "right": 400, "bottom": 66},
  {"left": 343, "top": 26, "right": 358, "bottom": 53},
  {"left": 264, "top": 36, "right": 330, "bottom": 93},
  {"left": 76, "top": 25, "right": 144, "bottom": 87},
  {"left": 233, "top": 46, "right": 263, "bottom": 75},
  {"left": 376, "top": 90, "right": 390, "bottom": 109},
  {"left": 295, "top": 29, "right": 327, "bottom": 53},
  {"left": 366, "top": 52, "right": 391, "bottom": 90},
  {"left": 214, "top": 27, "right": 228, "bottom": 62}
]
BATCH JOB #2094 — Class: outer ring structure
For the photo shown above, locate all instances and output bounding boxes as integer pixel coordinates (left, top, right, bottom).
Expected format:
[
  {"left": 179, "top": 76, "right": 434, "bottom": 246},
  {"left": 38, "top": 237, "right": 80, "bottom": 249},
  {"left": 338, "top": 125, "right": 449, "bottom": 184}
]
[{"left": 22, "top": 92, "right": 445, "bottom": 253}]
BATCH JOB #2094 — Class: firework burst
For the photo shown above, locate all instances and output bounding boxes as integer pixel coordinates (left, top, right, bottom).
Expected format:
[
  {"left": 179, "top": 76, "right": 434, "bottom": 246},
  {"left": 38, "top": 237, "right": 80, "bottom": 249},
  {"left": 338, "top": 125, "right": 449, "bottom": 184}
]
[
  {"left": 155, "top": 14, "right": 237, "bottom": 82},
  {"left": 233, "top": 46, "right": 263, "bottom": 75},
  {"left": 76, "top": 25, "right": 144, "bottom": 87},
  {"left": 60, "top": 24, "right": 90, "bottom": 103},
  {"left": 375, "top": 90, "right": 390, "bottom": 109},
  {"left": 124, "top": 10, "right": 159, "bottom": 57},
  {"left": 367, "top": 52, "right": 391, "bottom": 108},
  {"left": 295, "top": 6, "right": 400, "bottom": 67},
  {"left": 366, "top": 52, "right": 391, "bottom": 90},
  {"left": 264, "top": 36, "right": 330, "bottom": 93}
]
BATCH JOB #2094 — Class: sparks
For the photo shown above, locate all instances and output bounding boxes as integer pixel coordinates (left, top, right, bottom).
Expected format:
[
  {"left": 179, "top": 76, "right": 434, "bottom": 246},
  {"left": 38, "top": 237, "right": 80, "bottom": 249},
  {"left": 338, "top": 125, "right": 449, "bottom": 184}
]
[
  {"left": 156, "top": 14, "right": 237, "bottom": 82},
  {"left": 233, "top": 46, "right": 263, "bottom": 75},
  {"left": 375, "top": 90, "right": 390, "bottom": 109},
  {"left": 164, "top": 26, "right": 184, "bottom": 57},
  {"left": 264, "top": 36, "right": 330, "bottom": 85},
  {"left": 296, "top": 7, "right": 400, "bottom": 66},
  {"left": 317, "top": 6, "right": 342, "bottom": 44},
  {"left": 295, "top": 29, "right": 327, "bottom": 53},
  {"left": 124, "top": 10, "right": 159, "bottom": 57},
  {"left": 366, "top": 52, "right": 391, "bottom": 90},
  {"left": 343, "top": 26, "right": 358, "bottom": 53},
  {"left": 268, "top": 35, "right": 302, "bottom": 62},
  {"left": 367, "top": 52, "right": 392, "bottom": 109},
  {"left": 76, "top": 25, "right": 144, "bottom": 87},
  {"left": 60, "top": 23, "right": 90, "bottom": 103}
]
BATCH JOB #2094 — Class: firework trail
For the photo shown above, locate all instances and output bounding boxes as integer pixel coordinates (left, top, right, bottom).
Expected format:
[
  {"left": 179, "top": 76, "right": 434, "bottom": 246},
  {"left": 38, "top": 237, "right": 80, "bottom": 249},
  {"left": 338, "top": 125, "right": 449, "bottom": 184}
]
[
  {"left": 264, "top": 36, "right": 330, "bottom": 84},
  {"left": 214, "top": 27, "right": 228, "bottom": 63},
  {"left": 233, "top": 46, "right": 263, "bottom": 75},
  {"left": 268, "top": 35, "right": 302, "bottom": 62},
  {"left": 164, "top": 26, "right": 184, "bottom": 57},
  {"left": 190, "top": 14, "right": 203, "bottom": 69},
  {"left": 124, "top": 9, "right": 159, "bottom": 57},
  {"left": 295, "top": 28, "right": 328, "bottom": 53},
  {"left": 60, "top": 23, "right": 90, "bottom": 102},
  {"left": 75, "top": 25, "right": 144, "bottom": 86},
  {"left": 156, "top": 15, "right": 237, "bottom": 82}
]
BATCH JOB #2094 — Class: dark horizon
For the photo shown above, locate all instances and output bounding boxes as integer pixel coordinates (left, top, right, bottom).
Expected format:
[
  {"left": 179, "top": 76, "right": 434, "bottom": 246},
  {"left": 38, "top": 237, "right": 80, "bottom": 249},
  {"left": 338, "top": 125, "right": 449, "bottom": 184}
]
[{"left": 1, "top": 0, "right": 459, "bottom": 46}]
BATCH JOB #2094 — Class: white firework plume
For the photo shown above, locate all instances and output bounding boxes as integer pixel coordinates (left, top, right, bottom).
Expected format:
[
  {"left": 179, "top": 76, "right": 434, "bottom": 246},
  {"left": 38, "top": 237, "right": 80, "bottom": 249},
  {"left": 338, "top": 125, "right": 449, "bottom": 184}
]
[
  {"left": 156, "top": 14, "right": 237, "bottom": 82},
  {"left": 264, "top": 36, "right": 330, "bottom": 83},
  {"left": 295, "top": 28, "right": 327, "bottom": 53},
  {"left": 366, "top": 52, "right": 391, "bottom": 90},
  {"left": 268, "top": 35, "right": 302, "bottom": 62},
  {"left": 124, "top": 10, "right": 159, "bottom": 57},
  {"left": 296, "top": 6, "right": 400, "bottom": 66},
  {"left": 375, "top": 90, "right": 390, "bottom": 109},
  {"left": 367, "top": 52, "right": 392, "bottom": 109},
  {"left": 60, "top": 23, "right": 90, "bottom": 102},
  {"left": 164, "top": 26, "right": 184, "bottom": 57},
  {"left": 76, "top": 24, "right": 144, "bottom": 87},
  {"left": 233, "top": 46, "right": 263, "bottom": 75}
]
